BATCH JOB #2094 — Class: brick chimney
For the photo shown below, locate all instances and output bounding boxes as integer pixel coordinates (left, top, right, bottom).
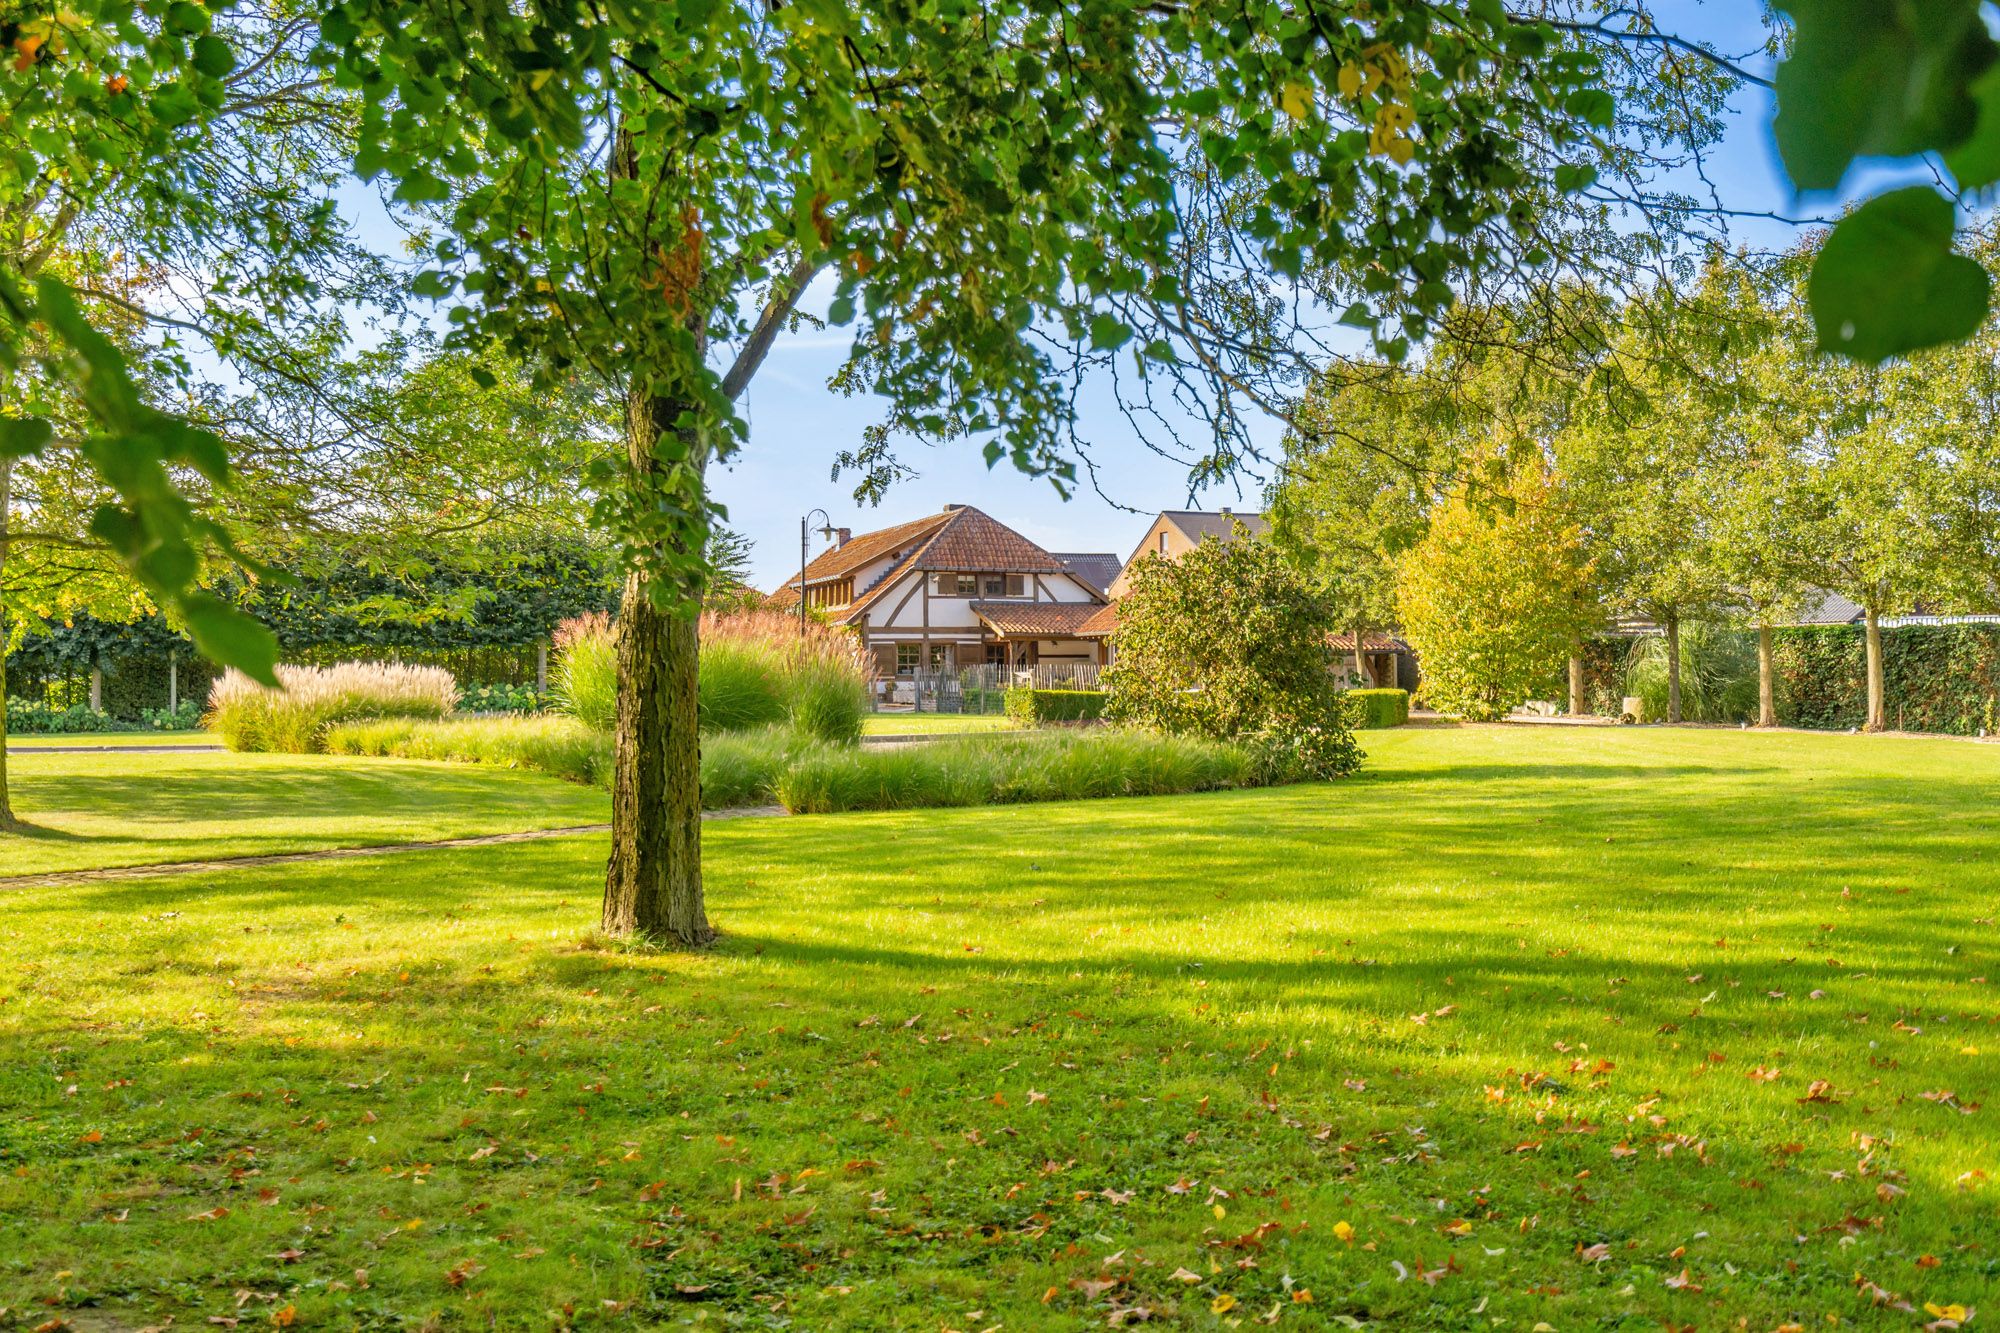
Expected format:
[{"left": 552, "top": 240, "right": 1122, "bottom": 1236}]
[{"left": 835, "top": 527, "right": 851, "bottom": 548}]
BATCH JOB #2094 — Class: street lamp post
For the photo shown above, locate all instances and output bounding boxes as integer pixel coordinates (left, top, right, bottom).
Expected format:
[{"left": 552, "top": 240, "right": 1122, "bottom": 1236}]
[{"left": 799, "top": 508, "right": 834, "bottom": 638}]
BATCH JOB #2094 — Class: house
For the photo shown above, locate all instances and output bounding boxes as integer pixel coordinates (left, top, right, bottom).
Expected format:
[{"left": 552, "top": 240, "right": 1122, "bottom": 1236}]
[
  {"left": 765, "top": 505, "right": 1120, "bottom": 678},
  {"left": 1108, "top": 508, "right": 1270, "bottom": 597}
]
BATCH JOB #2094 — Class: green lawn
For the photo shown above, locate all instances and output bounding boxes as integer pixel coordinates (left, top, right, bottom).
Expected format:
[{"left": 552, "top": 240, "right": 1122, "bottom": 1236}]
[
  {"left": 5, "top": 729, "right": 212, "bottom": 749},
  {"left": 0, "top": 749, "right": 607, "bottom": 876},
  {"left": 1, "top": 725, "right": 1996, "bottom": 1329},
  {"left": 861, "top": 712, "right": 1016, "bottom": 735}
]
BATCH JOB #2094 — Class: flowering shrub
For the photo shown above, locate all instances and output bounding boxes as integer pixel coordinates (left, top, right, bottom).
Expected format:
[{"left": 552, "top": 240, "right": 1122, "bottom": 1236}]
[{"left": 208, "top": 662, "right": 457, "bottom": 753}]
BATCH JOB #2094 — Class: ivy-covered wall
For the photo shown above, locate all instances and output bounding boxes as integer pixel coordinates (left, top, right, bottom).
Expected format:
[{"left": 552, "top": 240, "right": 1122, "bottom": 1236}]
[
  {"left": 6, "top": 544, "right": 619, "bottom": 720},
  {"left": 1772, "top": 624, "right": 2000, "bottom": 735}
]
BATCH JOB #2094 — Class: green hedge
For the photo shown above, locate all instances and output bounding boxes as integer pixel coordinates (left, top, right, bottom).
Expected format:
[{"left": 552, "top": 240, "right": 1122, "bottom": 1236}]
[
  {"left": 1344, "top": 688, "right": 1410, "bottom": 729},
  {"left": 1772, "top": 623, "right": 2000, "bottom": 735},
  {"left": 1004, "top": 687, "right": 1109, "bottom": 724}
]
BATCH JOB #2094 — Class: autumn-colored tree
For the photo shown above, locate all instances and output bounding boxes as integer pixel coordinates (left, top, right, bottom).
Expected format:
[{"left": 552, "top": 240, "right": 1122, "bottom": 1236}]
[{"left": 1396, "top": 463, "right": 1597, "bottom": 720}]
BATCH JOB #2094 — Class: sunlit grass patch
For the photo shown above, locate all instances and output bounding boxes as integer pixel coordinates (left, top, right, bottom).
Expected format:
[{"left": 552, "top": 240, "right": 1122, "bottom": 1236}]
[{"left": 0, "top": 725, "right": 1996, "bottom": 1328}]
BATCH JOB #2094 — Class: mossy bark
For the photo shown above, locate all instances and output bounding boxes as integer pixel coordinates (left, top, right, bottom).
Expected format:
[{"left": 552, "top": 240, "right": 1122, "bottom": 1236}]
[{"left": 599, "top": 388, "right": 712, "bottom": 947}]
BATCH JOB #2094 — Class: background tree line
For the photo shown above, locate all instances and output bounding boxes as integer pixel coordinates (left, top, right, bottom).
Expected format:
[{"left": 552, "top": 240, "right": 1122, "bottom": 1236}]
[{"left": 1269, "top": 233, "right": 2000, "bottom": 731}]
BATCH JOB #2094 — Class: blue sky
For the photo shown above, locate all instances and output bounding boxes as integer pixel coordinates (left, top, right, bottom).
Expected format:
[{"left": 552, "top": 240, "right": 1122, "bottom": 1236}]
[{"left": 716, "top": 4, "right": 1808, "bottom": 589}]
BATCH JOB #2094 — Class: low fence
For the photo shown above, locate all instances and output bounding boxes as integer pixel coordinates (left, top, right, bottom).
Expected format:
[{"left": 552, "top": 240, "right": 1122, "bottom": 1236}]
[{"left": 874, "top": 662, "right": 1103, "bottom": 714}]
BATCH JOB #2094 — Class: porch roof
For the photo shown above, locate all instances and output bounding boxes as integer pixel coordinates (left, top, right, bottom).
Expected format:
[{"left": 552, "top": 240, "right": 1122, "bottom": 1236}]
[{"left": 969, "top": 601, "right": 1114, "bottom": 639}]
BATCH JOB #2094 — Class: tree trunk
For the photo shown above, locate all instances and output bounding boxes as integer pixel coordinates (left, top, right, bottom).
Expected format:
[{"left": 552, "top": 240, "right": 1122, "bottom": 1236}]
[
  {"left": 1664, "top": 613, "right": 1682, "bottom": 724},
  {"left": 599, "top": 387, "right": 712, "bottom": 947},
  {"left": 1863, "top": 607, "right": 1886, "bottom": 732},
  {"left": 0, "top": 457, "right": 13, "bottom": 829},
  {"left": 1756, "top": 625, "right": 1776, "bottom": 728},
  {"left": 1351, "top": 627, "right": 1372, "bottom": 687},
  {"left": 1567, "top": 652, "right": 1585, "bottom": 717}
]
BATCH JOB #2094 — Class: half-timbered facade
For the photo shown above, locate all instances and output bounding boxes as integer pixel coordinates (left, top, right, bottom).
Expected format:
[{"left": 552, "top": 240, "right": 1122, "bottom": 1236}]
[{"left": 765, "top": 505, "right": 1120, "bottom": 677}]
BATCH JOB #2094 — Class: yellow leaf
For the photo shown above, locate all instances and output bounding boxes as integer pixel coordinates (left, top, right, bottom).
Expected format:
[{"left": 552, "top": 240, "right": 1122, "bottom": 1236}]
[
  {"left": 1925, "top": 1303, "right": 1969, "bottom": 1320},
  {"left": 1280, "top": 81, "right": 1313, "bottom": 120},
  {"left": 1332, "top": 1219, "right": 1355, "bottom": 1244},
  {"left": 1211, "top": 1293, "right": 1238, "bottom": 1314},
  {"left": 1336, "top": 64, "right": 1362, "bottom": 98},
  {"left": 1213, "top": 1202, "right": 1226, "bottom": 1219}
]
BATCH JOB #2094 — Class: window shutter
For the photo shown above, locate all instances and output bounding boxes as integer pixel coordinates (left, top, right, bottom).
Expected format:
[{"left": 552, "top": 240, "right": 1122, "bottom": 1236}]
[{"left": 1006, "top": 574, "right": 1025, "bottom": 596}]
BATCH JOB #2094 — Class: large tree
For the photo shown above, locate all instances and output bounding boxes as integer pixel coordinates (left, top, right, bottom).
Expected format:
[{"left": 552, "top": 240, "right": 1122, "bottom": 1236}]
[{"left": 291, "top": 0, "right": 1659, "bottom": 945}]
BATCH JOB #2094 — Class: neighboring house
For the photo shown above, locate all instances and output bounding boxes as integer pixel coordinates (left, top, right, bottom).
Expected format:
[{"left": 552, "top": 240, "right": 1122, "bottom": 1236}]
[
  {"left": 765, "top": 505, "right": 1118, "bottom": 677},
  {"left": 1332, "top": 630, "right": 1418, "bottom": 692},
  {"left": 1108, "top": 509, "right": 1269, "bottom": 597}
]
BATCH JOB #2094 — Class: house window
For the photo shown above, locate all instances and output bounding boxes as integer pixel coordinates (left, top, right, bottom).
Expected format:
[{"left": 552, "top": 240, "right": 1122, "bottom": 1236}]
[
  {"left": 1157, "top": 532, "right": 1169, "bottom": 554},
  {"left": 933, "top": 572, "right": 977, "bottom": 597},
  {"left": 985, "top": 643, "right": 1013, "bottom": 667},
  {"left": 981, "top": 574, "right": 1005, "bottom": 597},
  {"left": 930, "top": 644, "right": 950, "bottom": 671},
  {"left": 895, "top": 644, "right": 920, "bottom": 676},
  {"left": 1007, "top": 574, "right": 1025, "bottom": 596}
]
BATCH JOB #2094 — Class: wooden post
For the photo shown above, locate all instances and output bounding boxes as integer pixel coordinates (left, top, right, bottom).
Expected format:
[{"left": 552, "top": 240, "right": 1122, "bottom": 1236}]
[
  {"left": 89, "top": 662, "right": 103, "bottom": 713},
  {"left": 536, "top": 641, "right": 549, "bottom": 695},
  {"left": 169, "top": 649, "right": 179, "bottom": 713}
]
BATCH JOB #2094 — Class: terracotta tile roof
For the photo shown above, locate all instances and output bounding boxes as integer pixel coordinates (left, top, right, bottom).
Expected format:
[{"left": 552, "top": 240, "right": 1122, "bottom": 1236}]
[
  {"left": 919, "top": 507, "right": 1071, "bottom": 574},
  {"left": 774, "top": 511, "right": 957, "bottom": 597},
  {"left": 1327, "top": 630, "right": 1408, "bottom": 653},
  {"left": 1079, "top": 602, "right": 1120, "bottom": 636},
  {"left": 970, "top": 601, "right": 1115, "bottom": 638}
]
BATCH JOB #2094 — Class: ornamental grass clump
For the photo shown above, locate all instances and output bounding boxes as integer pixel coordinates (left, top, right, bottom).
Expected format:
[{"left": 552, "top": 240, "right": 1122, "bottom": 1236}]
[
  {"left": 552, "top": 612, "right": 618, "bottom": 732},
  {"left": 551, "top": 608, "right": 871, "bottom": 743},
  {"left": 208, "top": 662, "right": 457, "bottom": 753}
]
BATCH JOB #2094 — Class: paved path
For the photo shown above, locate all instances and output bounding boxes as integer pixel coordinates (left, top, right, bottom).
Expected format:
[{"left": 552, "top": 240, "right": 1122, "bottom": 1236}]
[
  {"left": 6, "top": 742, "right": 225, "bottom": 754},
  {"left": 0, "top": 805, "right": 788, "bottom": 892}
]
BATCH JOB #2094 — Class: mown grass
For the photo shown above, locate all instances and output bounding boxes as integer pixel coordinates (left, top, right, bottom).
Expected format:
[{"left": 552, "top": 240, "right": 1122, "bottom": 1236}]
[
  {"left": 3, "top": 730, "right": 211, "bottom": 749},
  {"left": 0, "top": 749, "right": 607, "bottom": 876},
  {"left": 1, "top": 725, "right": 1996, "bottom": 1330},
  {"left": 861, "top": 713, "right": 1016, "bottom": 735}
]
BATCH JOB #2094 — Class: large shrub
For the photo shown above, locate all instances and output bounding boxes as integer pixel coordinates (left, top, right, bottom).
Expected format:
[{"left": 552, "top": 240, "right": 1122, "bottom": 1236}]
[
  {"left": 1004, "top": 687, "right": 1108, "bottom": 724},
  {"left": 551, "top": 608, "right": 870, "bottom": 744},
  {"left": 1104, "top": 526, "right": 1359, "bottom": 779},
  {"left": 209, "top": 662, "right": 456, "bottom": 753},
  {"left": 1344, "top": 688, "right": 1410, "bottom": 729},
  {"left": 1395, "top": 465, "right": 1597, "bottom": 720},
  {"left": 5, "top": 699, "right": 132, "bottom": 735}
]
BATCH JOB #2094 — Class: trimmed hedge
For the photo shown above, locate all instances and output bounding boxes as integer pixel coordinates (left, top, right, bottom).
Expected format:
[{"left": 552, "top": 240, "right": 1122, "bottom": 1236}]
[
  {"left": 1772, "top": 623, "right": 2000, "bottom": 735},
  {"left": 1004, "top": 687, "right": 1109, "bottom": 724},
  {"left": 1345, "top": 688, "right": 1410, "bottom": 729}
]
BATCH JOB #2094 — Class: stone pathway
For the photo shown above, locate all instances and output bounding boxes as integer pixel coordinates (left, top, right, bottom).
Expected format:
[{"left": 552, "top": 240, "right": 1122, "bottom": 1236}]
[{"left": 0, "top": 805, "right": 788, "bottom": 891}]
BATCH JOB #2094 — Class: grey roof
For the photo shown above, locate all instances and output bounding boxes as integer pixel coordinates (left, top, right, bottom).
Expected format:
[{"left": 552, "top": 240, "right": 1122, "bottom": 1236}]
[
  {"left": 1793, "top": 590, "right": 1864, "bottom": 625},
  {"left": 1163, "top": 509, "right": 1270, "bottom": 545},
  {"left": 1054, "top": 552, "right": 1122, "bottom": 594}
]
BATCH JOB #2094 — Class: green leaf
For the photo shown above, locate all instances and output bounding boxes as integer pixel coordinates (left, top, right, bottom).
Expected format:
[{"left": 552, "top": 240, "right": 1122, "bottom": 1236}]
[
  {"left": 1772, "top": 0, "right": 1996, "bottom": 192},
  {"left": 1090, "top": 313, "right": 1132, "bottom": 351},
  {"left": 827, "top": 293, "right": 855, "bottom": 325},
  {"left": 183, "top": 595, "right": 282, "bottom": 685},
  {"left": 1945, "top": 62, "right": 2000, "bottom": 189},
  {"left": 0, "top": 416, "right": 53, "bottom": 459},
  {"left": 192, "top": 35, "right": 235, "bottom": 78},
  {"left": 1809, "top": 186, "right": 1991, "bottom": 362},
  {"left": 1336, "top": 302, "right": 1374, "bottom": 330},
  {"left": 1562, "top": 89, "right": 1615, "bottom": 131}
]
